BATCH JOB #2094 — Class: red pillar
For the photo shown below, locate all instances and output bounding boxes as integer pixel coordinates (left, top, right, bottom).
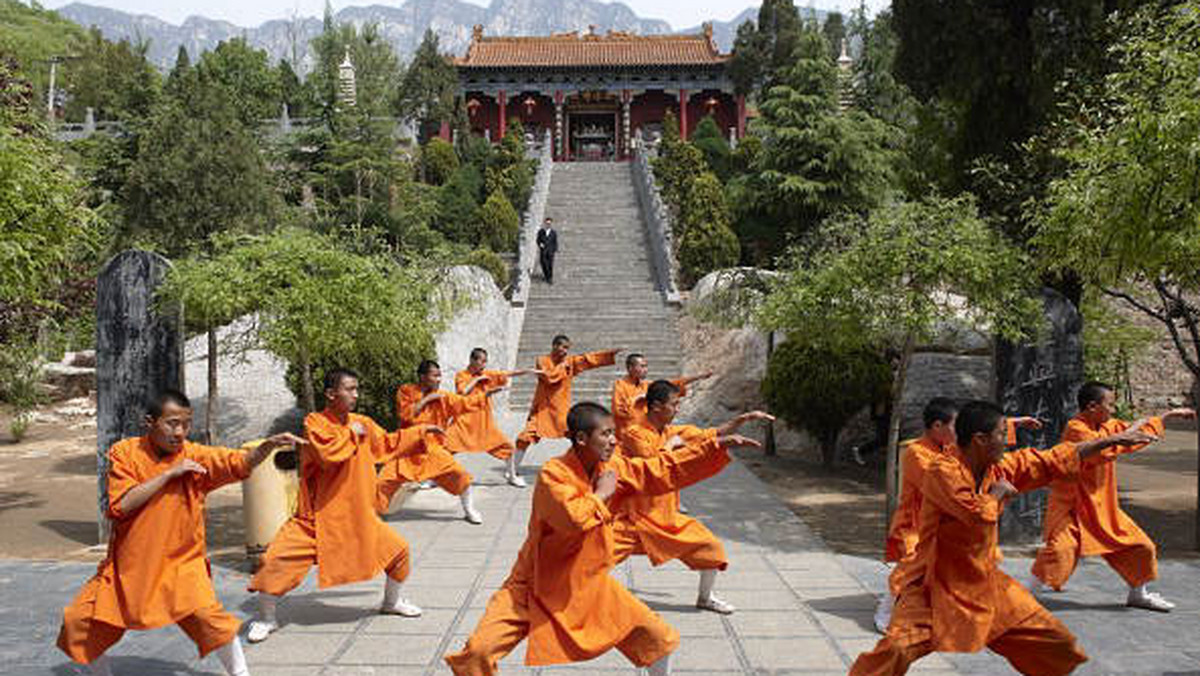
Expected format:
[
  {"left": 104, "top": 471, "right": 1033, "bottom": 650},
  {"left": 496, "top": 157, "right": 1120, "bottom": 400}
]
[
  {"left": 736, "top": 94, "right": 746, "bottom": 139},
  {"left": 498, "top": 90, "right": 507, "bottom": 141},
  {"left": 439, "top": 120, "right": 450, "bottom": 141},
  {"left": 678, "top": 88, "right": 689, "bottom": 140}
]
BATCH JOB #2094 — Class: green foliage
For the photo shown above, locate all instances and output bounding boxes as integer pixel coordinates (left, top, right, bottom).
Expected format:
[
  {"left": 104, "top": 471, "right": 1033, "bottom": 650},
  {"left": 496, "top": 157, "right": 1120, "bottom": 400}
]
[
  {"left": 487, "top": 118, "right": 534, "bottom": 209},
  {"left": 762, "top": 340, "right": 891, "bottom": 466},
  {"left": 0, "top": 60, "right": 96, "bottom": 307},
  {"left": 758, "top": 194, "right": 1042, "bottom": 351},
  {"left": 398, "top": 29, "right": 457, "bottom": 134},
  {"left": 0, "top": 0, "right": 89, "bottom": 112},
  {"left": 196, "top": 38, "right": 281, "bottom": 125},
  {"left": 0, "top": 338, "right": 44, "bottom": 415},
  {"left": 1034, "top": 4, "right": 1200, "bottom": 387},
  {"left": 689, "top": 116, "right": 732, "bottom": 180},
  {"left": 1081, "top": 292, "right": 1155, "bottom": 417},
  {"left": 728, "top": 19, "right": 762, "bottom": 97},
  {"left": 121, "top": 73, "right": 277, "bottom": 257},
  {"left": 163, "top": 229, "right": 439, "bottom": 423},
  {"left": 822, "top": 11, "right": 847, "bottom": 62},
  {"left": 435, "top": 164, "right": 484, "bottom": 242},
  {"left": 277, "top": 59, "right": 306, "bottom": 118},
  {"left": 678, "top": 173, "right": 740, "bottom": 286},
  {"left": 652, "top": 130, "right": 706, "bottom": 228},
  {"left": 474, "top": 190, "right": 520, "bottom": 252},
  {"left": 421, "top": 137, "right": 458, "bottom": 185},
  {"left": 61, "top": 28, "right": 160, "bottom": 122},
  {"left": 462, "top": 247, "right": 510, "bottom": 290},
  {"left": 728, "top": 0, "right": 805, "bottom": 101},
  {"left": 308, "top": 15, "right": 402, "bottom": 119}
]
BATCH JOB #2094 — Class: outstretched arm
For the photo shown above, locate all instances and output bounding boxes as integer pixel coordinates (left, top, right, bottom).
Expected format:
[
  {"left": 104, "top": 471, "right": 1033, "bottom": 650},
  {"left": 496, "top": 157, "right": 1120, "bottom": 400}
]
[
  {"left": 716, "top": 410, "right": 775, "bottom": 437},
  {"left": 112, "top": 459, "right": 205, "bottom": 517},
  {"left": 607, "top": 433, "right": 761, "bottom": 500}
]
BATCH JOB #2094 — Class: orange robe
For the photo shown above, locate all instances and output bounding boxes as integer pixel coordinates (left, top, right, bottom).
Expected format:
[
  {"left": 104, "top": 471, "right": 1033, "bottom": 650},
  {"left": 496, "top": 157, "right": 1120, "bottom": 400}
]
[
  {"left": 250, "top": 410, "right": 422, "bottom": 595},
  {"left": 58, "top": 437, "right": 249, "bottom": 663},
  {"left": 1032, "top": 415, "right": 1163, "bottom": 589},
  {"left": 378, "top": 384, "right": 484, "bottom": 498},
  {"left": 445, "top": 435, "right": 732, "bottom": 675},
  {"left": 883, "top": 437, "right": 945, "bottom": 597},
  {"left": 611, "top": 422, "right": 725, "bottom": 570},
  {"left": 517, "top": 350, "right": 617, "bottom": 446},
  {"left": 610, "top": 377, "right": 687, "bottom": 447},
  {"left": 444, "top": 369, "right": 514, "bottom": 460},
  {"left": 852, "top": 443, "right": 1088, "bottom": 676}
]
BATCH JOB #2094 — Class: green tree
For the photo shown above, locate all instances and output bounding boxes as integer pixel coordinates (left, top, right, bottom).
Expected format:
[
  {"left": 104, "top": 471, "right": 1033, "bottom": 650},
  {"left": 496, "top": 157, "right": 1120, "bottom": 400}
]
[
  {"left": 754, "top": 195, "right": 1041, "bottom": 518},
  {"left": 728, "top": 20, "right": 764, "bottom": 97},
  {"left": 398, "top": 28, "right": 457, "bottom": 138},
  {"left": 474, "top": 189, "right": 520, "bottom": 253},
  {"left": 822, "top": 11, "right": 846, "bottom": 62},
  {"left": 677, "top": 173, "right": 739, "bottom": 285},
  {"left": 652, "top": 111, "right": 706, "bottom": 226},
  {"left": 486, "top": 118, "right": 534, "bottom": 210},
  {"left": 0, "top": 0, "right": 88, "bottom": 112},
  {"left": 689, "top": 115, "right": 732, "bottom": 180},
  {"left": 61, "top": 28, "right": 160, "bottom": 122},
  {"left": 196, "top": 37, "right": 281, "bottom": 125},
  {"left": 277, "top": 59, "right": 306, "bottom": 118},
  {"left": 1032, "top": 4, "right": 1200, "bottom": 546},
  {"left": 421, "top": 137, "right": 458, "bottom": 185},
  {"left": 753, "top": 0, "right": 804, "bottom": 101},
  {"left": 461, "top": 247, "right": 509, "bottom": 289},
  {"left": 435, "top": 164, "right": 484, "bottom": 242},
  {"left": 762, "top": 341, "right": 891, "bottom": 467}
]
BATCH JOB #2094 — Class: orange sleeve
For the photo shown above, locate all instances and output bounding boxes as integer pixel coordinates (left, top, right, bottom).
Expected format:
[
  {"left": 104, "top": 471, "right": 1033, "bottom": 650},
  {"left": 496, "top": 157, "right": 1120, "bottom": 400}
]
[
  {"left": 615, "top": 431, "right": 729, "bottom": 498},
  {"left": 446, "top": 390, "right": 488, "bottom": 417},
  {"left": 305, "top": 413, "right": 359, "bottom": 466},
  {"left": 396, "top": 386, "right": 421, "bottom": 426},
  {"left": 571, "top": 350, "right": 617, "bottom": 374},
  {"left": 921, "top": 458, "right": 1001, "bottom": 526},
  {"left": 380, "top": 424, "right": 433, "bottom": 463},
  {"left": 106, "top": 444, "right": 141, "bottom": 521},
  {"left": 670, "top": 378, "right": 689, "bottom": 398},
  {"left": 1006, "top": 418, "right": 1018, "bottom": 446},
  {"left": 998, "top": 443, "right": 1081, "bottom": 492},
  {"left": 194, "top": 444, "right": 252, "bottom": 493},
  {"left": 535, "top": 459, "right": 612, "bottom": 534},
  {"left": 454, "top": 371, "right": 472, "bottom": 395},
  {"left": 538, "top": 357, "right": 570, "bottom": 385},
  {"left": 621, "top": 425, "right": 659, "bottom": 459},
  {"left": 485, "top": 370, "right": 511, "bottom": 389},
  {"left": 611, "top": 381, "right": 636, "bottom": 422}
]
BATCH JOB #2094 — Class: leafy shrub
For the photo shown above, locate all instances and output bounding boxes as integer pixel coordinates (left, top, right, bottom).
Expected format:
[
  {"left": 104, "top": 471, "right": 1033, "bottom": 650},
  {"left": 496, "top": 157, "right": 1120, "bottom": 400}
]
[
  {"left": 462, "top": 248, "right": 510, "bottom": 290},
  {"left": 690, "top": 115, "right": 733, "bottom": 180},
  {"left": 761, "top": 340, "right": 892, "bottom": 467},
  {"left": 420, "top": 137, "right": 458, "bottom": 186},
  {"left": 677, "top": 173, "right": 740, "bottom": 286},
  {"left": 474, "top": 190, "right": 520, "bottom": 252}
]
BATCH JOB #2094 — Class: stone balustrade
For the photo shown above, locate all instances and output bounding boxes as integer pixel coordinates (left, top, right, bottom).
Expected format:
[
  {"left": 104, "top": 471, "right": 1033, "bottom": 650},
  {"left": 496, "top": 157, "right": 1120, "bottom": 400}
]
[
  {"left": 631, "top": 132, "right": 682, "bottom": 305},
  {"left": 509, "top": 129, "right": 554, "bottom": 308}
]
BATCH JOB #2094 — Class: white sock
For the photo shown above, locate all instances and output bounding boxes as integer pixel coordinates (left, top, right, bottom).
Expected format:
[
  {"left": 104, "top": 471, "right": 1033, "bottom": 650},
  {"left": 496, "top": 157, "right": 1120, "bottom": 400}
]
[
  {"left": 698, "top": 569, "right": 718, "bottom": 601},
  {"left": 257, "top": 593, "right": 278, "bottom": 624},
  {"left": 460, "top": 485, "right": 478, "bottom": 517},
  {"left": 384, "top": 575, "right": 404, "bottom": 607},
  {"left": 509, "top": 449, "right": 527, "bottom": 475},
  {"left": 647, "top": 652, "right": 672, "bottom": 676},
  {"left": 89, "top": 654, "right": 113, "bottom": 676},
  {"left": 216, "top": 637, "right": 250, "bottom": 676}
]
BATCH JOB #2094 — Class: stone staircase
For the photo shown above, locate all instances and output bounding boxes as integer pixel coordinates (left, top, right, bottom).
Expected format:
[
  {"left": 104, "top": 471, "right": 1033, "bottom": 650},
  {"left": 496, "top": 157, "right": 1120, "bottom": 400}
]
[{"left": 508, "top": 162, "right": 683, "bottom": 412}]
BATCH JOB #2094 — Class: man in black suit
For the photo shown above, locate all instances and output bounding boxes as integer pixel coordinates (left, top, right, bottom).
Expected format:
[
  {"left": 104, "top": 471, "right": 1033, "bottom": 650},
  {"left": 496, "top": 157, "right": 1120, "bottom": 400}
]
[{"left": 536, "top": 217, "right": 558, "bottom": 284}]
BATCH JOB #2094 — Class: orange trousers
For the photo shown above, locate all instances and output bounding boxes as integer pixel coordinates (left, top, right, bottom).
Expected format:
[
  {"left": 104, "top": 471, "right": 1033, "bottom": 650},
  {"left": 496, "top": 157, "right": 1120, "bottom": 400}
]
[
  {"left": 375, "top": 456, "right": 473, "bottom": 513},
  {"left": 1032, "top": 521, "right": 1157, "bottom": 589},
  {"left": 611, "top": 518, "right": 728, "bottom": 571},
  {"left": 850, "top": 590, "right": 1087, "bottom": 676},
  {"left": 58, "top": 585, "right": 239, "bottom": 665},
  {"left": 444, "top": 584, "right": 678, "bottom": 676},
  {"left": 249, "top": 517, "right": 410, "bottom": 596}
]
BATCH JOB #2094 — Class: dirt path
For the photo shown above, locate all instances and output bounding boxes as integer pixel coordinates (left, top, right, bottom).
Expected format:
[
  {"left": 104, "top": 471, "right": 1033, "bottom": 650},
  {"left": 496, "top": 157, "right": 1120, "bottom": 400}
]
[{"left": 737, "top": 423, "right": 1200, "bottom": 560}]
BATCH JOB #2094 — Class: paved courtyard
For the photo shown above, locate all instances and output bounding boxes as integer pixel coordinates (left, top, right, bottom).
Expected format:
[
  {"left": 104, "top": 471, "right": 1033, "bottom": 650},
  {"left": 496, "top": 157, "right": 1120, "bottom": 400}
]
[{"left": 2, "top": 415, "right": 1199, "bottom": 676}]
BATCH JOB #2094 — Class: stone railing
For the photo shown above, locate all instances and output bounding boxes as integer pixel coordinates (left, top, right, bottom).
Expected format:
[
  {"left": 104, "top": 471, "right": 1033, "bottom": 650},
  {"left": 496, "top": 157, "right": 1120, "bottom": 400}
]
[
  {"left": 631, "top": 133, "right": 682, "bottom": 306},
  {"left": 510, "top": 129, "right": 554, "bottom": 308}
]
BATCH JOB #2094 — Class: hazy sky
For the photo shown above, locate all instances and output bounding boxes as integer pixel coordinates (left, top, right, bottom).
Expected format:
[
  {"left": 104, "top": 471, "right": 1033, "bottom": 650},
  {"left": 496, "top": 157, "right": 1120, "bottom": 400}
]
[{"left": 45, "top": 0, "right": 891, "bottom": 29}]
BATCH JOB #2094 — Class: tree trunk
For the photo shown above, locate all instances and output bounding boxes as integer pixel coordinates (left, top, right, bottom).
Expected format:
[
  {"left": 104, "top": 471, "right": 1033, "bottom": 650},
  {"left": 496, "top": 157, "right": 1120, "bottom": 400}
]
[
  {"left": 821, "top": 431, "right": 838, "bottom": 469},
  {"left": 205, "top": 326, "right": 218, "bottom": 444},
  {"left": 885, "top": 334, "right": 916, "bottom": 524},
  {"left": 765, "top": 330, "right": 777, "bottom": 456},
  {"left": 1194, "top": 379, "right": 1200, "bottom": 551},
  {"left": 299, "top": 343, "right": 315, "bottom": 413}
]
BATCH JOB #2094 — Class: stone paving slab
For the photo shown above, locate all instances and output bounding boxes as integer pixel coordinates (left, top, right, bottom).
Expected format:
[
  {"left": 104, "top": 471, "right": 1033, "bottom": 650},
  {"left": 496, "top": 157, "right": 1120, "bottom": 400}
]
[{"left": 4, "top": 411, "right": 1199, "bottom": 675}]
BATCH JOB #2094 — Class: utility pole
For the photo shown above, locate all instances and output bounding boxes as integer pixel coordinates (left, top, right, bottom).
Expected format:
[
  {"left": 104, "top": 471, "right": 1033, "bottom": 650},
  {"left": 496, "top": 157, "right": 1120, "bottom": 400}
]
[{"left": 40, "top": 55, "right": 80, "bottom": 121}]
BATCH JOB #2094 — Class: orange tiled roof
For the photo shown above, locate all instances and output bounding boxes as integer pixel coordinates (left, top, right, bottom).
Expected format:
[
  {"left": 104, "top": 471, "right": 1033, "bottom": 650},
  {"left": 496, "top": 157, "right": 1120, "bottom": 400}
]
[{"left": 455, "top": 27, "right": 729, "bottom": 68}]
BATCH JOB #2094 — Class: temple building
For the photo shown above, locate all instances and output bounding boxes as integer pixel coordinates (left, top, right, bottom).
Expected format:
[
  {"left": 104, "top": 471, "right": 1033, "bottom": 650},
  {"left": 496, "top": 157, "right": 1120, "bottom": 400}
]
[{"left": 454, "top": 24, "right": 744, "bottom": 161}]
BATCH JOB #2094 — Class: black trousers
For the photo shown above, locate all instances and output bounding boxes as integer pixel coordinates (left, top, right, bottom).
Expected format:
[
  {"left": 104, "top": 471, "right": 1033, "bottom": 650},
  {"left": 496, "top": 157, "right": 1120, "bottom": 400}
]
[{"left": 539, "top": 250, "right": 555, "bottom": 283}]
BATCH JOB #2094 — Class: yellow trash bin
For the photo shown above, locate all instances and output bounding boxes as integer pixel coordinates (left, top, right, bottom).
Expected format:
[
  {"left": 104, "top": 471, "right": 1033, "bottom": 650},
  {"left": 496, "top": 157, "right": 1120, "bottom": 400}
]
[{"left": 242, "top": 440, "right": 300, "bottom": 564}]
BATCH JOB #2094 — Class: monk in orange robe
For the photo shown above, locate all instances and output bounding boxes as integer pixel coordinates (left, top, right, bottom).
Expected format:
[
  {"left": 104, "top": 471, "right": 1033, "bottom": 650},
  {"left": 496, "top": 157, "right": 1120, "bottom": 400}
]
[
  {"left": 443, "top": 347, "right": 540, "bottom": 464},
  {"left": 246, "top": 368, "right": 443, "bottom": 644},
  {"left": 377, "top": 358, "right": 493, "bottom": 523},
  {"left": 510, "top": 334, "right": 619, "bottom": 486},
  {"left": 444, "top": 401, "right": 762, "bottom": 676},
  {"left": 873, "top": 399, "right": 1042, "bottom": 633},
  {"left": 1029, "top": 380, "right": 1195, "bottom": 611},
  {"left": 57, "top": 389, "right": 302, "bottom": 676},
  {"left": 613, "top": 379, "right": 773, "bottom": 615},
  {"left": 610, "top": 352, "right": 711, "bottom": 447},
  {"left": 850, "top": 400, "right": 1158, "bottom": 676}
]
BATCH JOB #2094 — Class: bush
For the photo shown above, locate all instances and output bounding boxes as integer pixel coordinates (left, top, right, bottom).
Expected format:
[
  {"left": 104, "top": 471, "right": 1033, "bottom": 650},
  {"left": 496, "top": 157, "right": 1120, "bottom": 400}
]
[
  {"left": 435, "top": 165, "right": 484, "bottom": 242},
  {"left": 474, "top": 190, "right": 520, "bottom": 252},
  {"left": 462, "top": 248, "right": 510, "bottom": 290},
  {"left": 653, "top": 141, "right": 706, "bottom": 228},
  {"left": 0, "top": 339, "right": 44, "bottom": 440},
  {"left": 690, "top": 115, "right": 733, "bottom": 180},
  {"left": 761, "top": 340, "right": 892, "bottom": 467},
  {"left": 420, "top": 137, "right": 458, "bottom": 186},
  {"left": 677, "top": 173, "right": 740, "bottom": 286}
]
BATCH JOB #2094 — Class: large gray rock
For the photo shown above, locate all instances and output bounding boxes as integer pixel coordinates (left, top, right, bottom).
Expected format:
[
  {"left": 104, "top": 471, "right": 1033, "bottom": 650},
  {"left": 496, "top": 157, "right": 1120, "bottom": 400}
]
[
  {"left": 433, "top": 265, "right": 516, "bottom": 405},
  {"left": 96, "top": 250, "right": 183, "bottom": 538}
]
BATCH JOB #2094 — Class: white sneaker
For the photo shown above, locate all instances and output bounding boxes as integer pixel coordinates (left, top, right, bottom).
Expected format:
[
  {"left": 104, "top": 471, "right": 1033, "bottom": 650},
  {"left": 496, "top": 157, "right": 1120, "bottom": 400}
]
[
  {"left": 381, "top": 596, "right": 423, "bottom": 617},
  {"left": 1127, "top": 587, "right": 1174, "bottom": 612},
  {"left": 696, "top": 594, "right": 736, "bottom": 615},
  {"left": 505, "top": 472, "right": 527, "bottom": 488},
  {"left": 464, "top": 505, "right": 483, "bottom": 525},
  {"left": 245, "top": 620, "right": 278, "bottom": 643},
  {"left": 873, "top": 594, "right": 894, "bottom": 634}
]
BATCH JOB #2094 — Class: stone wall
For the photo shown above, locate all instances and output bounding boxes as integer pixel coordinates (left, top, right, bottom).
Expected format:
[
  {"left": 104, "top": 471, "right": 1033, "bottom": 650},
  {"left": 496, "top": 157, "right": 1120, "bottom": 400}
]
[
  {"left": 431, "top": 265, "right": 519, "bottom": 406},
  {"left": 631, "top": 132, "right": 682, "bottom": 304},
  {"left": 510, "top": 129, "right": 554, "bottom": 308}
]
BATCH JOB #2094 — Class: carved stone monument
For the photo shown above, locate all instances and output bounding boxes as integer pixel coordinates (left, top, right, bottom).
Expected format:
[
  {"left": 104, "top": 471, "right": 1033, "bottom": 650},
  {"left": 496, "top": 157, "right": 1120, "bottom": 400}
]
[
  {"left": 95, "top": 251, "right": 183, "bottom": 540},
  {"left": 995, "top": 287, "right": 1084, "bottom": 543}
]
